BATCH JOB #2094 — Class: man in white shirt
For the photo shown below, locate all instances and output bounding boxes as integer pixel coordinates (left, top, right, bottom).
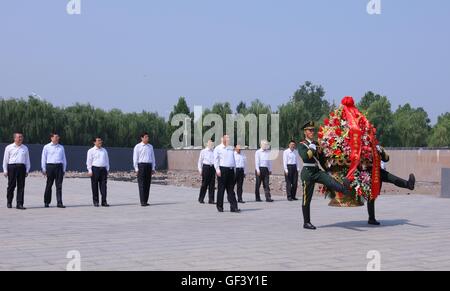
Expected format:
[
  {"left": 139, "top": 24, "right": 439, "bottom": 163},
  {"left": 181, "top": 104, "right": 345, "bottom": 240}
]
[
  {"left": 255, "top": 140, "right": 273, "bottom": 202},
  {"left": 133, "top": 132, "right": 156, "bottom": 207},
  {"left": 41, "top": 133, "right": 67, "bottom": 208},
  {"left": 234, "top": 145, "right": 247, "bottom": 203},
  {"left": 283, "top": 140, "right": 301, "bottom": 201},
  {"left": 2, "top": 132, "right": 30, "bottom": 210},
  {"left": 197, "top": 140, "right": 215, "bottom": 204},
  {"left": 86, "top": 137, "right": 110, "bottom": 207},
  {"left": 213, "top": 135, "right": 240, "bottom": 213}
]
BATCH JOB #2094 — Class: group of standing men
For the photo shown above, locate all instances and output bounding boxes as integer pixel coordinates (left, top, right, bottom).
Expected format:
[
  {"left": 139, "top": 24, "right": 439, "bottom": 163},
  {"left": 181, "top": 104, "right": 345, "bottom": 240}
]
[
  {"left": 197, "top": 135, "right": 304, "bottom": 213},
  {"left": 2, "top": 131, "right": 157, "bottom": 210}
]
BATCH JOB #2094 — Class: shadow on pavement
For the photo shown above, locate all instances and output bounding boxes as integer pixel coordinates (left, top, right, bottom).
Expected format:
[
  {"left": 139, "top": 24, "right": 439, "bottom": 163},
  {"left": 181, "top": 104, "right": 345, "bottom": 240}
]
[{"left": 319, "top": 219, "right": 429, "bottom": 231}]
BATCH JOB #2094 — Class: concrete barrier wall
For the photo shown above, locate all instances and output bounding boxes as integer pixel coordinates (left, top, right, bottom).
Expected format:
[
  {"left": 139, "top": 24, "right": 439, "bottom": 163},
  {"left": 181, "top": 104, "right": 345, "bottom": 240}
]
[
  {"left": 168, "top": 149, "right": 450, "bottom": 183},
  {"left": 0, "top": 144, "right": 167, "bottom": 172}
]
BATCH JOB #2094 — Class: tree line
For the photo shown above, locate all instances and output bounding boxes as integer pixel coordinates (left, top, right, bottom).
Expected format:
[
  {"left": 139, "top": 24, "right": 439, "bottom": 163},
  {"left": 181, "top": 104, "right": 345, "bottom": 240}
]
[{"left": 1, "top": 81, "right": 449, "bottom": 148}]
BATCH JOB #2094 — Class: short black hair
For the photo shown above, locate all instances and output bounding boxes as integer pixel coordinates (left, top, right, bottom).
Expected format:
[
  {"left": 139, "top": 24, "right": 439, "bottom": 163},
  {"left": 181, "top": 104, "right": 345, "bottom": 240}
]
[
  {"left": 92, "top": 136, "right": 102, "bottom": 142},
  {"left": 289, "top": 139, "right": 296, "bottom": 144},
  {"left": 50, "top": 132, "right": 59, "bottom": 138},
  {"left": 13, "top": 131, "right": 23, "bottom": 138},
  {"left": 140, "top": 132, "right": 149, "bottom": 138}
]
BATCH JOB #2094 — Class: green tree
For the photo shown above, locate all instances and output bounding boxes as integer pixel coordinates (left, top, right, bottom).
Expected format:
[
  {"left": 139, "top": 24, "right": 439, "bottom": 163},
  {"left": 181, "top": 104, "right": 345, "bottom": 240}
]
[
  {"left": 428, "top": 113, "right": 450, "bottom": 147},
  {"left": 292, "top": 81, "right": 330, "bottom": 121},
  {"left": 364, "top": 96, "right": 398, "bottom": 146},
  {"left": 278, "top": 101, "right": 311, "bottom": 147},
  {"left": 358, "top": 91, "right": 382, "bottom": 111},
  {"left": 393, "top": 104, "right": 431, "bottom": 147}
]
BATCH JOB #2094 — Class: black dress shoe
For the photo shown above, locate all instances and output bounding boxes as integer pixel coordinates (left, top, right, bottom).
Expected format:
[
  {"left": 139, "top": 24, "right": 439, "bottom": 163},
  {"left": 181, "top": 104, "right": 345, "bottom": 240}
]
[
  {"left": 303, "top": 223, "right": 316, "bottom": 230},
  {"left": 293, "top": 197, "right": 299, "bottom": 201},
  {"left": 230, "top": 209, "right": 241, "bottom": 213},
  {"left": 208, "top": 201, "right": 216, "bottom": 205},
  {"left": 141, "top": 203, "right": 150, "bottom": 207},
  {"left": 198, "top": 200, "right": 205, "bottom": 204},
  {"left": 7, "top": 203, "right": 12, "bottom": 209},
  {"left": 45, "top": 204, "right": 50, "bottom": 208},
  {"left": 408, "top": 174, "right": 416, "bottom": 191},
  {"left": 368, "top": 219, "right": 381, "bottom": 226},
  {"left": 101, "top": 203, "right": 110, "bottom": 207},
  {"left": 238, "top": 200, "right": 246, "bottom": 204},
  {"left": 94, "top": 203, "right": 100, "bottom": 207},
  {"left": 217, "top": 208, "right": 224, "bottom": 212},
  {"left": 256, "top": 199, "right": 263, "bottom": 202},
  {"left": 266, "top": 199, "right": 274, "bottom": 202},
  {"left": 16, "top": 205, "right": 26, "bottom": 210},
  {"left": 57, "top": 204, "right": 66, "bottom": 209},
  {"left": 288, "top": 198, "right": 293, "bottom": 201}
]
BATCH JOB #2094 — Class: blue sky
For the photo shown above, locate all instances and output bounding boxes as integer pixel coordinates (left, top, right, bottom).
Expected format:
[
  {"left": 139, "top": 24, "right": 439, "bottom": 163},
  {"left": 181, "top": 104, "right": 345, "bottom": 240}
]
[{"left": 1, "top": 0, "right": 449, "bottom": 123}]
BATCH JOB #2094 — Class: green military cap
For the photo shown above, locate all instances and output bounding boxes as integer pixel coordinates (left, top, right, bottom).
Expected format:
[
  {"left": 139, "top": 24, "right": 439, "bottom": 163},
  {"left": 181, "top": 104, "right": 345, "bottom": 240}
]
[{"left": 302, "top": 121, "right": 315, "bottom": 130}]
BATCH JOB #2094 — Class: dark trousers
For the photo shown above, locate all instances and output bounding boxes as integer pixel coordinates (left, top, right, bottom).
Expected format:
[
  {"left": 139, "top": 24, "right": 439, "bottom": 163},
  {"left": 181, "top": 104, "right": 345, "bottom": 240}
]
[
  {"left": 138, "top": 163, "right": 153, "bottom": 204},
  {"left": 199, "top": 164, "right": 215, "bottom": 203},
  {"left": 44, "top": 163, "right": 64, "bottom": 205},
  {"left": 91, "top": 166, "right": 108, "bottom": 204},
  {"left": 235, "top": 168, "right": 245, "bottom": 201},
  {"left": 285, "top": 165, "right": 298, "bottom": 199},
  {"left": 255, "top": 167, "right": 271, "bottom": 200},
  {"left": 6, "top": 164, "right": 26, "bottom": 206},
  {"left": 301, "top": 167, "right": 349, "bottom": 224},
  {"left": 368, "top": 169, "right": 411, "bottom": 220},
  {"left": 217, "top": 167, "right": 238, "bottom": 211}
]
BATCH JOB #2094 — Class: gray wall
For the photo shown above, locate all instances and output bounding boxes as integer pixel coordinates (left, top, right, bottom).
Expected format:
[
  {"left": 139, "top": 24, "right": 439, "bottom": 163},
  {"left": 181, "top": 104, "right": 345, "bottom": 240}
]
[
  {"left": 0, "top": 144, "right": 167, "bottom": 172},
  {"left": 168, "top": 148, "right": 450, "bottom": 183}
]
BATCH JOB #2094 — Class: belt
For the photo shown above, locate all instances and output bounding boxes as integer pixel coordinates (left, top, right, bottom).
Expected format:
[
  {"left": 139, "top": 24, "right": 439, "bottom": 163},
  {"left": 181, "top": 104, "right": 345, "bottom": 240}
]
[
  {"left": 203, "top": 164, "right": 214, "bottom": 167},
  {"left": 138, "top": 162, "right": 152, "bottom": 165},
  {"left": 46, "top": 163, "right": 63, "bottom": 166},
  {"left": 287, "top": 164, "right": 297, "bottom": 167},
  {"left": 220, "top": 166, "right": 235, "bottom": 170},
  {"left": 8, "top": 163, "right": 25, "bottom": 166},
  {"left": 303, "top": 163, "right": 318, "bottom": 167}
]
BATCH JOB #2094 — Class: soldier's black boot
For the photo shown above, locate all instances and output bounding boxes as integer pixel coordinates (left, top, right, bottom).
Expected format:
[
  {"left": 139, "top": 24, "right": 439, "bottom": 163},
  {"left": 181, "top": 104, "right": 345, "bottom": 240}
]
[
  {"left": 407, "top": 174, "right": 415, "bottom": 191},
  {"left": 367, "top": 200, "right": 380, "bottom": 226},
  {"left": 302, "top": 206, "right": 316, "bottom": 230}
]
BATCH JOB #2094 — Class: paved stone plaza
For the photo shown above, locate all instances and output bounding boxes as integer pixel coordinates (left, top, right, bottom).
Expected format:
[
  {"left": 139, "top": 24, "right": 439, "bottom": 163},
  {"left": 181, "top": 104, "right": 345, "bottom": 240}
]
[{"left": 1, "top": 176, "right": 450, "bottom": 271}]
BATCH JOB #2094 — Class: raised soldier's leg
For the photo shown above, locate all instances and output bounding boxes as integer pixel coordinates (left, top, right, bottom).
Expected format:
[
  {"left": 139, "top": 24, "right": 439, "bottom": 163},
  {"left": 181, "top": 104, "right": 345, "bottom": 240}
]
[
  {"left": 316, "top": 171, "right": 351, "bottom": 195},
  {"left": 381, "top": 169, "right": 415, "bottom": 190}
]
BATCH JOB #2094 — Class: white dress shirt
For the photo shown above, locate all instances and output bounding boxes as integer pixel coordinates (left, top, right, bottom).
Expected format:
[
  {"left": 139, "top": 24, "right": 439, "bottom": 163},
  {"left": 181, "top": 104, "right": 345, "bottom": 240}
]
[
  {"left": 213, "top": 144, "right": 236, "bottom": 171},
  {"left": 197, "top": 148, "right": 214, "bottom": 172},
  {"left": 234, "top": 152, "right": 247, "bottom": 174},
  {"left": 133, "top": 142, "right": 156, "bottom": 171},
  {"left": 3, "top": 143, "right": 31, "bottom": 173},
  {"left": 86, "top": 146, "right": 110, "bottom": 173},
  {"left": 255, "top": 149, "right": 273, "bottom": 172},
  {"left": 41, "top": 142, "right": 67, "bottom": 172},
  {"left": 283, "top": 148, "right": 300, "bottom": 173}
]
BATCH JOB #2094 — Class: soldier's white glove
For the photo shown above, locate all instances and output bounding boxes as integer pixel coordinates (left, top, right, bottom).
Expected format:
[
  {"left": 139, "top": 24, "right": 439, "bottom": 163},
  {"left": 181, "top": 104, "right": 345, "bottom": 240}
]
[
  {"left": 376, "top": 145, "right": 382, "bottom": 153},
  {"left": 309, "top": 144, "right": 317, "bottom": 151}
]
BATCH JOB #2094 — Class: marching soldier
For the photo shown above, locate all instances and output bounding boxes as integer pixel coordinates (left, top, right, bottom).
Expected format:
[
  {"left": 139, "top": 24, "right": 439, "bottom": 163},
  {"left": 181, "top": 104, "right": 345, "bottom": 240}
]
[
  {"left": 299, "top": 121, "right": 352, "bottom": 230},
  {"left": 213, "top": 135, "right": 240, "bottom": 213},
  {"left": 283, "top": 140, "right": 301, "bottom": 201},
  {"left": 2, "top": 132, "right": 30, "bottom": 210},
  {"left": 133, "top": 132, "right": 156, "bottom": 207},
  {"left": 255, "top": 140, "right": 274, "bottom": 202},
  {"left": 86, "top": 137, "right": 110, "bottom": 207},
  {"left": 41, "top": 133, "right": 67, "bottom": 208},
  {"left": 197, "top": 140, "right": 215, "bottom": 204},
  {"left": 234, "top": 145, "right": 247, "bottom": 203},
  {"left": 367, "top": 145, "right": 416, "bottom": 225}
]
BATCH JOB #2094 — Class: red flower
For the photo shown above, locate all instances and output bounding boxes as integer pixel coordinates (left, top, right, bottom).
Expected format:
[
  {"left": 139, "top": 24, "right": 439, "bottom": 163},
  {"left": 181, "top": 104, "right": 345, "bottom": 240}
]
[
  {"left": 324, "top": 118, "right": 330, "bottom": 126},
  {"left": 334, "top": 149, "right": 342, "bottom": 156},
  {"left": 333, "top": 119, "right": 340, "bottom": 126},
  {"left": 329, "top": 137, "right": 335, "bottom": 145},
  {"left": 318, "top": 132, "right": 324, "bottom": 139},
  {"left": 330, "top": 112, "right": 335, "bottom": 117},
  {"left": 335, "top": 128, "right": 342, "bottom": 136}
]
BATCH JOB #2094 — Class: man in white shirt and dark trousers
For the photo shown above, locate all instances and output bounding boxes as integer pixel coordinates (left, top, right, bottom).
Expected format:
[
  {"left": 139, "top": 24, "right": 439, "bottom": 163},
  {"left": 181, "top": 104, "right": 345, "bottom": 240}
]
[
  {"left": 213, "top": 135, "right": 240, "bottom": 213},
  {"left": 197, "top": 140, "right": 215, "bottom": 204},
  {"left": 283, "top": 140, "right": 300, "bottom": 201},
  {"left": 133, "top": 132, "right": 156, "bottom": 207},
  {"left": 2, "top": 132, "right": 30, "bottom": 210},
  {"left": 234, "top": 145, "right": 247, "bottom": 204},
  {"left": 87, "top": 137, "right": 110, "bottom": 207},
  {"left": 41, "top": 133, "right": 67, "bottom": 208},
  {"left": 255, "top": 140, "right": 274, "bottom": 202}
]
